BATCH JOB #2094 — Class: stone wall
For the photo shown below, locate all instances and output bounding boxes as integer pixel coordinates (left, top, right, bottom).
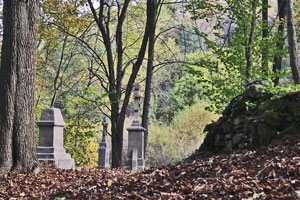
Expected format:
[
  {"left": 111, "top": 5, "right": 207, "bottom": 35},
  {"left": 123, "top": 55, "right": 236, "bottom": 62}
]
[{"left": 199, "top": 86, "right": 300, "bottom": 153}]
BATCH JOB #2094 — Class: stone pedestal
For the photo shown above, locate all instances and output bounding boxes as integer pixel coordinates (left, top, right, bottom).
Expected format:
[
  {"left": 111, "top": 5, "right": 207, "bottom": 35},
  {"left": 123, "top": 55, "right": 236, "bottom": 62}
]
[
  {"left": 124, "top": 84, "right": 145, "bottom": 171},
  {"left": 36, "top": 108, "right": 75, "bottom": 169},
  {"left": 98, "top": 141, "right": 110, "bottom": 169},
  {"left": 98, "top": 117, "right": 110, "bottom": 169},
  {"left": 125, "top": 125, "right": 145, "bottom": 171}
]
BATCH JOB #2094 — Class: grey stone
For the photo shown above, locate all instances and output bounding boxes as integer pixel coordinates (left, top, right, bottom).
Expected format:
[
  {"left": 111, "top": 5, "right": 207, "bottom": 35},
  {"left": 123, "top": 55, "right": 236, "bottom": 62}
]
[
  {"left": 36, "top": 108, "right": 75, "bottom": 169},
  {"left": 293, "top": 190, "right": 300, "bottom": 199},
  {"left": 98, "top": 116, "right": 110, "bottom": 169},
  {"left": 132, "top": 148, "right": 138, "bottom": 171},
  {"left": 225, "top": 140, "right": 233, "bottom": 152},
  {"left": 125, "top": 128, "right": 145, "bottom": 170},
  {"left": 246, "top": 85, "right": 258, "bottom": 98},
  {"left": 225, "top": 134, "right": 232, "bottom": 141},
  {"left": 234, "top": 117, "right": 243, "bottom": 125},
  {"left": 232, "top": 134, "right": 243, "bottom": 146},
  {"left": 223, "top": 122, "right": 232, "bottom": 133},
  {"left": 124, "top": 84, "right": 145, "bottom": 171}
]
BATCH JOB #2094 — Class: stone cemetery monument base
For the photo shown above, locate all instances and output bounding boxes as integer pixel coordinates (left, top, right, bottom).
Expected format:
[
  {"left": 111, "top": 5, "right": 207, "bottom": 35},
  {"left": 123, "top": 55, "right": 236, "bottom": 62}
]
[
  {"left": 124, "top": 126, "right": 145, "bottom": 171},
  {"left": 124, "top": 84, "right": 145, "bottom": 171},
  {"left": 36, "top": 108, "right": 75, "bottom": 169},
  {"left": 36, "top": 147, "right": 75, "bottom": 169}
]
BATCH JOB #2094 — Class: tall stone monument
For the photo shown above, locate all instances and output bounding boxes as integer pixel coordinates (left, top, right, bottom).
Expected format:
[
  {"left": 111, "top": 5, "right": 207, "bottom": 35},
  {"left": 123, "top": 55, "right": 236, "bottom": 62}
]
[
  {"left": 125, "top": 84, "right": 145, "bottom": 171},
  {"left": 98, "top": 116, "right": 110, "bottom": 169},
  {"left": 36, "top": 108, "right": 75, "bottom": 169}
]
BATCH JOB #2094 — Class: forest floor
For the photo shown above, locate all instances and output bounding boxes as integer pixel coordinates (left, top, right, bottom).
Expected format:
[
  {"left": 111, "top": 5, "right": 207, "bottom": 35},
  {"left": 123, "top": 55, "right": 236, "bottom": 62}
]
[{"left": 0, "top": 135, "right": 300, "bottom": 200}]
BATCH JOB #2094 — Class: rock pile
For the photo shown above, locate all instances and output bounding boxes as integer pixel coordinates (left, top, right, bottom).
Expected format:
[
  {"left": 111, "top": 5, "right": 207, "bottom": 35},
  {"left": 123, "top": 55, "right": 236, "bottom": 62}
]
[{"left": 199, "top": 85, "right": 300, "bottom": 153}]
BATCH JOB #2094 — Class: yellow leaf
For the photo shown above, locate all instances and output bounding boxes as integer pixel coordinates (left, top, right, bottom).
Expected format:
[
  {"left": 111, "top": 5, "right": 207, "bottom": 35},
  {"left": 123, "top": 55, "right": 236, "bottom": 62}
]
[{"left": 107, "top": 179, "right": 113, "bottom": 187}]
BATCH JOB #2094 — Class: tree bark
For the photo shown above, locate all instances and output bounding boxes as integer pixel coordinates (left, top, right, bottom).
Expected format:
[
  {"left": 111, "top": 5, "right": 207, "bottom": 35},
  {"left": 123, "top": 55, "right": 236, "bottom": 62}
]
[
  {"left": 142, "top": 0, "right": 158, "bottom": 158},
  {"left": 245, "top": 0, "right": 257, "bottom": 80},
  {"left": 262, "top": 0, "right": 268, "bottom": 75},
  {"left": 272, "top": 0, "right": 286, "bottom": 86},
  {"left": 286, "top": 0, "right": 300, "bottom": 84},
  {"left": 111, "top": 110, "right": 122, "bottom": 168},
  {"left": 0, "top": 0, "right": 39, "bottom": 172}
]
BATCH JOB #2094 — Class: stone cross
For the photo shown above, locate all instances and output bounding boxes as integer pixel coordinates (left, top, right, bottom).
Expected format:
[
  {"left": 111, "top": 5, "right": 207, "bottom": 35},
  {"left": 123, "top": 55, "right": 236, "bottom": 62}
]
[
  {"left": 98, "top": 116, "right": 110, "bottom": 169},
  {"left": 125, "top": 83, "right": 145, "bottom": 171},
  {"left": 36, "top": 108, "right": 75, "bottom": 169}
]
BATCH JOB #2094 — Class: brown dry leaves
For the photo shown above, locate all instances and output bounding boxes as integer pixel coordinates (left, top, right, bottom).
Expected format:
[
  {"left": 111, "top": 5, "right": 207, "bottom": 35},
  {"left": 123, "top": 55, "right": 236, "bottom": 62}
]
[{"left": 0, "top": 135, "right": 299, "bottom": 200}]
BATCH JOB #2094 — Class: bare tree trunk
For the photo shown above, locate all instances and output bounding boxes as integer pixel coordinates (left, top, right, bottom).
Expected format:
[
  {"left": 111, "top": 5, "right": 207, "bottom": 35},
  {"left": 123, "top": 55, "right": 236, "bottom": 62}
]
[
  {"left": 245, "top": 0, "right": 257, "bottom": 80},
  {"left": 111, "top": 110, "right": 122, "bottom": 168},
  {"left": 142, "top": 0, "right": 158, "bottom": 158},
  {"left": 87, "top": 0, "right": 155, "bottom": 168},
  {"left": 0, "top": 0, "right": 39, "bottom": 173},
  {"left": 272, "top": 0, "right": 286, "bottom": 86},
  {"left": 262, "top": 0, "right": 268, "bottom": 75},
  {"left": 286, "top": 0, "right": 300, "bottom": 84}
]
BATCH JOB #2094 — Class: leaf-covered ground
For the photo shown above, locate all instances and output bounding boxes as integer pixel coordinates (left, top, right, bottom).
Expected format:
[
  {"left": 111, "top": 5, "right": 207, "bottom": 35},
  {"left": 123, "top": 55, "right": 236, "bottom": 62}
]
[{"left": 0, "top": 135, "right": 300, "bottom": 200}]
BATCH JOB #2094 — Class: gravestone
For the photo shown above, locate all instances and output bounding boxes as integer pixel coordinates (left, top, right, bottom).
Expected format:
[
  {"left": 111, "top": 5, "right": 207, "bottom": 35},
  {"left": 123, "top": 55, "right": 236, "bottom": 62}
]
[
  {"left": 36, "top": 108, "right": 75, "bottom": 169},
  {"left": 98, "top": 116, "right": 110, "bottom": 169},
  {"left": 125, "top": 84, "right": 145, "bottom": 171}
]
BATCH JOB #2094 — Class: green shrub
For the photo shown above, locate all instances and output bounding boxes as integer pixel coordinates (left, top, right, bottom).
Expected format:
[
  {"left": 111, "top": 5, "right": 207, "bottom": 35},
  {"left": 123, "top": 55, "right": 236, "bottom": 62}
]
[
  {"left": 146, "top": 102, "right": 219, "bottom": 167},
  {"left": 64, "top": 118, "right": 100, "bottom": 168}
]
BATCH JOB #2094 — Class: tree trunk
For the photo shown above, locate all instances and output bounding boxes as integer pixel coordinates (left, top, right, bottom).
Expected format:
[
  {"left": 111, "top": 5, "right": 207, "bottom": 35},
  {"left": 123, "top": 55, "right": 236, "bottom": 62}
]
[
  {"left": 87, "top": 0, "right": 152, "bottom": 168},
  {"left": 113, "top": 0, "right": 152, "bottom": 168},
  {"left": 245, "top": 0, "right": 257, "bottom": 80},
  {"left": 0, "top": 0, "right": 39, "bottom": 173},
  {"left": 272, "top": 0, "right": 286, "bottom": 86},
  {"left": 262, "top": 0, "right": 268, "bottom": 75},
  {"left": 286, "top": 0, "right": 300, "bottom": 84},
  {"left": 142, "top": 0, "right": 158, "bottom": 158},
  {"left": 111, "top": 107, "right": 123, "bottom": 168}
]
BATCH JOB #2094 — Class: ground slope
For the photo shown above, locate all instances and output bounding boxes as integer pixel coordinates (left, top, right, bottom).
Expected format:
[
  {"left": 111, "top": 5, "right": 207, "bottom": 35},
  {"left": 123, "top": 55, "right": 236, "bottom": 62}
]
[
  {"left": 0, "top": 134, "right": 299, "bottom": 199},
  {"left": 199, "top": 86, "right": 300, "bottom": 153}
]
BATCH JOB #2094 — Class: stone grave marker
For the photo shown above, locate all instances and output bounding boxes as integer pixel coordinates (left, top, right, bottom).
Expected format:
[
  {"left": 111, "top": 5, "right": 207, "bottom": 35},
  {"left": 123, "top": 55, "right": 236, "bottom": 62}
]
[
  {"left": 98, "top": 116, "right": 110, "bottom": 169},
  {"left": 36, "top": 108, "right": 75, "bottom": 169},
  {"left": 124, "top": 83, "right": 145, "bottom": 171}
]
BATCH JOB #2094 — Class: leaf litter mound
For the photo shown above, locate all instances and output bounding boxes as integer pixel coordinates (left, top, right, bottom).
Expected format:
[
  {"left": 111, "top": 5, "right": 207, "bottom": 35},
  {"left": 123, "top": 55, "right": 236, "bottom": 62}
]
[{"left": 0, "top": 135, "right": 300, "bottom": 200}]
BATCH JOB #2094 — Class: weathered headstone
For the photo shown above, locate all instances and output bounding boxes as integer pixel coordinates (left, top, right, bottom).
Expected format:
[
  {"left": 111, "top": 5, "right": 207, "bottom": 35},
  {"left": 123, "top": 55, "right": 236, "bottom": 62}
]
[
  {"left": 98, "top": 116, "right": 110, "bottom": 169},
  {"left": 36, "top": 108, "right": 75, "bottom": 169},
  {"left": 125, "top": 84, "right": 145, "bottom": 171}
]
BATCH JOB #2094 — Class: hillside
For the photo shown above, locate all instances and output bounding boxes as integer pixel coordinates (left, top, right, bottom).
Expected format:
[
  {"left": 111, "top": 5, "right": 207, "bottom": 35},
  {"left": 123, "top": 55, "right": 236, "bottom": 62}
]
[
  {"left": 199, "top": 85, "right": 300, "bottom": 154},
  {"left": 0, "top": 134, "right": 299, "bottom": 199}
]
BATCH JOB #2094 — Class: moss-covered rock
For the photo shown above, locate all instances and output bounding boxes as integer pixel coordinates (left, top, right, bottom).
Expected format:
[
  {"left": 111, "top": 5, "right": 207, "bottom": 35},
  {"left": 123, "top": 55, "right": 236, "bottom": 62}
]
[
  {"left": 198, "top": 87, "right": 300, "bottom": 153},
  {"left": 288, "top": 101, "right": 300, "bottom": 117},
  {"left": 263, "top": 110, "right": 282, "bottom": 128},
  {"left": 258, "top": 99, "right": 272, "bottom": 112}
]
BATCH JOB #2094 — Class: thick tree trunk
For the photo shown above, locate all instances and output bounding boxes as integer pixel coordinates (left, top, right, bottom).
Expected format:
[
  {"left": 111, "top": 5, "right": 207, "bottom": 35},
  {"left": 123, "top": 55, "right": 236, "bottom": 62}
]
[
  {"left": 272, "top": 0, "right": 286, "bottom": 86},
  {"left": 262, "top": 0, "right": 268, "bottom": 75},
  {"left": 142, "top": 0, "right": 157, "bottom": 158},
  {"left": 286, "top": 0, "right": 300, "bottom": 84},
  {"left": 111, "top": 107, "right": 124, "bottom": 168},
  {"left": 0, "top": 0, "right": 39, "bottom": 172}
]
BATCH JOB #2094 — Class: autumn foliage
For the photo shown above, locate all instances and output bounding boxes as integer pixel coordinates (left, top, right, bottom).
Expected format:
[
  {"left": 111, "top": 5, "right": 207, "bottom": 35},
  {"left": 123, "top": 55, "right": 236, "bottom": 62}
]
[{"left": 0, "top": 134, "right": 299, "bottom": 199}]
